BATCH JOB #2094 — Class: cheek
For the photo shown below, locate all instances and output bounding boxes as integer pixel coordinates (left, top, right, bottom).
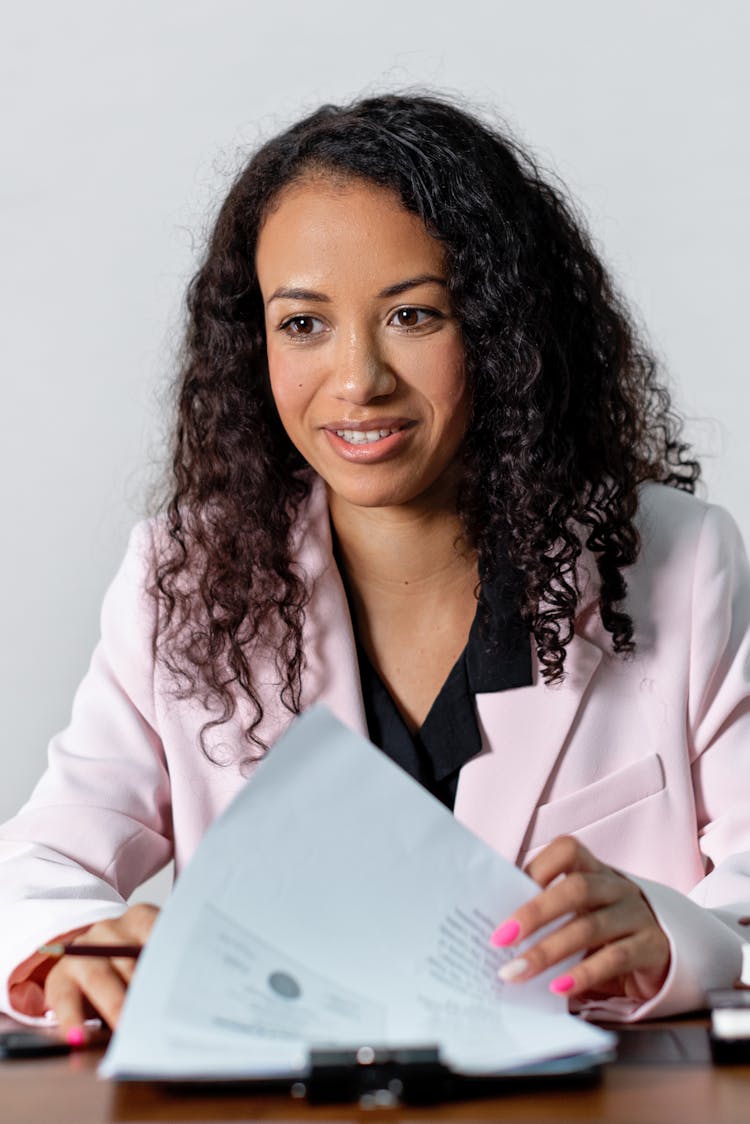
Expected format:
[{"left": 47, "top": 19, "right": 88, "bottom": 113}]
[
  {"left": 267, "top": 355, "right": 309, "bottom": 424},
  {"left": 430, "top": 349, "right": 470, "bottom": 449},
  {"left": 426, "top": 342, "right": 468, "bottom": 417}
]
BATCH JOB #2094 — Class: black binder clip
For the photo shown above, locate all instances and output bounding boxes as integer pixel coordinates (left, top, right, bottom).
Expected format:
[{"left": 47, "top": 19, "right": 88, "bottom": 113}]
[{"left": 304, "top": 1044, "right": 448, "bottom": 1106}]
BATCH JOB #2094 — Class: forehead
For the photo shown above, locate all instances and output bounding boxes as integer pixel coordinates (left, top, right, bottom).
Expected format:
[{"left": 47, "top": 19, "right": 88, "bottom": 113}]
[{"left": 255, "top": 175, "right": 446, "bottom": 290}]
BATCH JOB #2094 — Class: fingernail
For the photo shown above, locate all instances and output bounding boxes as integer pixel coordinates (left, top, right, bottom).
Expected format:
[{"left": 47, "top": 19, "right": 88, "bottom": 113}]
[
  {"left": 66, "top": 1026, "right": 86, "bottom": 1047},
  {"left": 490, "top": 918, "right": 520, "bottom": 947},
  {"left": 498, "top": 957, "right": 529, "bottom": 982},
  {"left": 549, "top": 974, "right": 576, "bottom": 995}
]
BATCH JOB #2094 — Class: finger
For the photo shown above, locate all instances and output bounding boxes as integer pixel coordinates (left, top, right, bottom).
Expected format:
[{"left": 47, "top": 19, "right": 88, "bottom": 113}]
[
  {"left": 120, "top": 902, "right": 160, "bottom": 942},
  {"left": 524, "top": 835, "right": 603, "bottom": 888},
  {"left": 66, "top": 941, "right": 137, "bottom": 986},
  {"left": 63, "top": 959, "right": 128, "bottom": 1031},
  {"left": 46, "top": 902, "right": 160, "bottom": 1028},
  {"left": 75, "top": 907, "right": 154, "bottom": 950},
  {"left": 547, "top": 927, "right": 670, "bottom": 1000},
  {"left": 499, "top": 897, "right": 648, "bottom": 982},
  {"left": 110, "top": 955, "right": 138, "bottom": 984},
  {"left": 502, "top": 870, "right": 627, "bottom": 948},
  {"left": 44, "top": 963, "right": 90, "bottom": 1044},
  {"left": 72, "top": 903, "right": 159, "bottom": 981},
  {"left": 45, "top": 958, "right": 128, "bottom": 1038}
]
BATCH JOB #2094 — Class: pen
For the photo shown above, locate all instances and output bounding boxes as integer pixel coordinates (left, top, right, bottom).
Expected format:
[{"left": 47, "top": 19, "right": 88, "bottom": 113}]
[{"left": 37, "top": 942, "right": 142, "bottom": 959}]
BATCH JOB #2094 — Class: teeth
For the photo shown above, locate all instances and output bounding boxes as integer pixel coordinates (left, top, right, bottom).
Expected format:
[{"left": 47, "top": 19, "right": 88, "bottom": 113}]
[{"left": 335, "top": 428, "right": 399, "bottom": 444}]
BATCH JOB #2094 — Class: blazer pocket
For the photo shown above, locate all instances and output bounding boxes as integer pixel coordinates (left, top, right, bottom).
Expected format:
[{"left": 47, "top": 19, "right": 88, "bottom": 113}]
[{"left": 526, "top": 753, "right": 666, "bottom": 852}]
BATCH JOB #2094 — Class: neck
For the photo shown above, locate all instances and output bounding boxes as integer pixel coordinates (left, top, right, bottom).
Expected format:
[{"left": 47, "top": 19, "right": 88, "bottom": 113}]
[{"left": 327, "top": 489, "right": 476, "bottom": 601}]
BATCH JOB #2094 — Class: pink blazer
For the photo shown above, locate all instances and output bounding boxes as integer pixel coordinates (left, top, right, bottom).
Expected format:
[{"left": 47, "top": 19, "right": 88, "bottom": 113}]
[{"left": 2, "top": 478, "right": 749, "bottom": 1023}]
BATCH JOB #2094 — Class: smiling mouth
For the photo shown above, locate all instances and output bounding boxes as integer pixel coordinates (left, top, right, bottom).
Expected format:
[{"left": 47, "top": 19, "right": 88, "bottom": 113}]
[{"left": 333, "top": 426, "right": 405, "bottom": 445}]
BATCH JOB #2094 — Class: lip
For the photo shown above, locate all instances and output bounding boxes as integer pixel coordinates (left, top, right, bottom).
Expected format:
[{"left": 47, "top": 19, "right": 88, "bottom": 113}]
[
  {"left": 322, "top": 417, "right": 414, "bottom": 432},
  {"left": 321, "top": 419, "right": 416, "bottom": 464}
]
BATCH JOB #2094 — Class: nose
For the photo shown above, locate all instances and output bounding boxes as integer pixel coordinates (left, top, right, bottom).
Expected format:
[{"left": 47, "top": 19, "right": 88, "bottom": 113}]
[{"left": 332, "top": 330, "right": 397, "bottom": 404}]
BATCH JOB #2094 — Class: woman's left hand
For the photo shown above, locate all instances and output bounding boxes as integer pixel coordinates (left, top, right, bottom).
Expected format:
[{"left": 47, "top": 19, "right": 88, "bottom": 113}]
[{"left": 491, "top": 836, "right": 671, "bottom": 1004}]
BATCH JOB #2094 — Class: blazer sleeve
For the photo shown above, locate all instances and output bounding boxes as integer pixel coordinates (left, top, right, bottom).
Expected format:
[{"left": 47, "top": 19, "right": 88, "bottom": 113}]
[
  {"left": 0, "top": 523, "right": 173, "bottom": 1022},
  {"left": 578, "top": 502, "right": 750, "bottom": 1022}
]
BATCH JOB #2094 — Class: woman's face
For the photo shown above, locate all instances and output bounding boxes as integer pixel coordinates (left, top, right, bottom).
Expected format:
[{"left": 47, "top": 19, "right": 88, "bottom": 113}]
[{"left": 255, "top": 175, "right": 468, "bottom": 513}]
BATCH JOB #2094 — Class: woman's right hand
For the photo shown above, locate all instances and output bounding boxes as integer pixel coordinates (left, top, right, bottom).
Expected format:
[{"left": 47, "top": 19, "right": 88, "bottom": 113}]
[{"left": 44, "top": 903, "right": 160, "bottom": 1043}]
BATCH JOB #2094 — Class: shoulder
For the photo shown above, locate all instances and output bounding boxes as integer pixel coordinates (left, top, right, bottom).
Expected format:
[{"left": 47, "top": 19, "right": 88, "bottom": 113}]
[
  {"left": 635, "top": 483, "right": 747, "bottom": 574},
  {"left": 98, "top": 519, "right": 162, "bottom": 658},
  {"left": 636, "top": 481, "right": 707, "bottom": 539},
  {"left": 107, "top": 480, "right": 334, "bottom": 640},
  {"left": 576, "top": 485, "right": 749, "bottom": 637},
  {"left": 623, "top": 484, "right": 750, "bottom": 659}
]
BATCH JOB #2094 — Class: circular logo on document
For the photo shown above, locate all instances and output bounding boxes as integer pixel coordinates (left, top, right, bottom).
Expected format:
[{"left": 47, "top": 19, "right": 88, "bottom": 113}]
[{"left": 268, "top": 970, "right": 302, "bottom": 999}]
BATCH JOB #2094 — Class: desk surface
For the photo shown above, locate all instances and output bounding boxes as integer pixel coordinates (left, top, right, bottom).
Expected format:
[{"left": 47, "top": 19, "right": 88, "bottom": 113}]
[{"left": 2, "top": 1023, "right": 749, "bottom": 1123}]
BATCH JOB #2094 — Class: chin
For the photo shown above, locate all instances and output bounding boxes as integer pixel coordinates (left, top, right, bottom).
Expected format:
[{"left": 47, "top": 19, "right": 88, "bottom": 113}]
[
  {"left": 314, "top": 457, "right": 460, "bottom": 512},
  {"left": 325, "top": 473, "right": 450, "bottom": 512},
  {"left": 331, "top": 486, "right": 417, "bottom": 509}
]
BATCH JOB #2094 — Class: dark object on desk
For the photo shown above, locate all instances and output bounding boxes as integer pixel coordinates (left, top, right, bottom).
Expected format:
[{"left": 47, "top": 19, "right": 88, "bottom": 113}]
[
  {"left": 305, "top": 1045, "right": 603, "bottom": 1105},
  {"left": 155, "top": 1044, "right": 605, "bottom": 1107},
  {"left": 614, "top": 1023, "right": 711, "bottom": 1065},
  {"left": 708, "top": 987, "right": 750, "bottom": 1064},
  {"left": 0, "top": 1031, "right": 71, "bottom": 1059},
  {"left": 306, "top": 1045, "right": 446, "bottom": 1106}
]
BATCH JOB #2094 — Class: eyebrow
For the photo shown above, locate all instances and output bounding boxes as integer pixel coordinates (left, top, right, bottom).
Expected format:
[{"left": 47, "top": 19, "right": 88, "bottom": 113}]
[{"left": 266, "top": 273, "right": 447, "bottom": 305}]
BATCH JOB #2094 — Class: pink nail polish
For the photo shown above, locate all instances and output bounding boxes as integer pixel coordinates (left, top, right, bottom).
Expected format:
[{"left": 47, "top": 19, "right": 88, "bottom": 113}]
[
  {"left": 490, "top": 918, "right": 521, "bottom": 947},
  {"left": 549, "top": 974, "right": 576, "bottom": 995},
  {"left": 66, "top": 1026, "right": 86, "bottom": 1047}
]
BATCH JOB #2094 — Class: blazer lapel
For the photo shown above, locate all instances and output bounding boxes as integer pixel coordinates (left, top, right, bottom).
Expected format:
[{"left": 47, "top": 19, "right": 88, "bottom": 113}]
[
  {"left": 295, "top": 478, "right": 369, "bottom": 739},
  {"left": 454, "top": 634, "right": 603, "bottom": 864}
]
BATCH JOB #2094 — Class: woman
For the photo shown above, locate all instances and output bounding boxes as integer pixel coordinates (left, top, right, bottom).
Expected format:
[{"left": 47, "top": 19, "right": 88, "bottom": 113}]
[{"left": 2, "top": 92, "right": 749, "bottom": 1045}]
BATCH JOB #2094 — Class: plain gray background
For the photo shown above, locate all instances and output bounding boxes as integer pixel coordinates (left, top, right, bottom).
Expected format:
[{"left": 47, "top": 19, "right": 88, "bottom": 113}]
[{"left": 2, "top": 1, "right": 749, "bottom": 902}]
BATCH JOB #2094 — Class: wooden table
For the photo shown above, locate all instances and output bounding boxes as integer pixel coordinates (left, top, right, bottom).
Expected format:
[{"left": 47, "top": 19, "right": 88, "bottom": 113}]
[{"left": 2, "top": 1022, "right": 749, "bottom": 1123}]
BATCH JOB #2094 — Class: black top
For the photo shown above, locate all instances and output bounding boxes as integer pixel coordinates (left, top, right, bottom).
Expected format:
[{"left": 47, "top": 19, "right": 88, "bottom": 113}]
[{"left": 346, "top": 556, "right": 532, "bottom": 810}]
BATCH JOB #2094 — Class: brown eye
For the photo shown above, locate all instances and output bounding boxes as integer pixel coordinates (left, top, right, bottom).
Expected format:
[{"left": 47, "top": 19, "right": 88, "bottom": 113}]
[
  {"left": 391, "top": 307, "right": 436, "bottom": 329},
  {"left": 398, "top": 308, "right": 419, "bottom": 327},
  {"left": 280, "top": 315, "right": 324, "bottom": 338}
]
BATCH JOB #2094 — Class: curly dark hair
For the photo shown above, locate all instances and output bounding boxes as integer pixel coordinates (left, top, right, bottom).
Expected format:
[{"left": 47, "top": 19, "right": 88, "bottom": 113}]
[{"left": 153, "top": 91, "right": 699, "bottom": 763}]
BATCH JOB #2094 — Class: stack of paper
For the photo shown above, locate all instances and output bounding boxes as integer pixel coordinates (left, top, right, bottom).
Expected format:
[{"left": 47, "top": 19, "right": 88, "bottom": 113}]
[{"left": 100, "top": 705, "right": 614, "bottom": 1081}]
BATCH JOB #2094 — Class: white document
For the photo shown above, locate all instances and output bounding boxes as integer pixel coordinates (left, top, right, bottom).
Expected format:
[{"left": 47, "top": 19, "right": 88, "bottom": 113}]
[{"left": 101, "top": 705, "right": 614, "bottom": 1081}]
